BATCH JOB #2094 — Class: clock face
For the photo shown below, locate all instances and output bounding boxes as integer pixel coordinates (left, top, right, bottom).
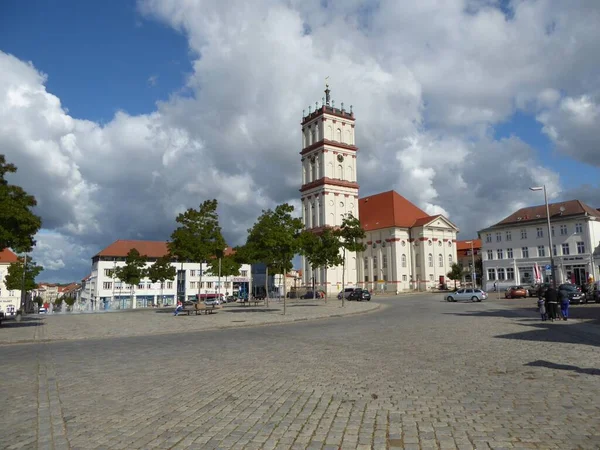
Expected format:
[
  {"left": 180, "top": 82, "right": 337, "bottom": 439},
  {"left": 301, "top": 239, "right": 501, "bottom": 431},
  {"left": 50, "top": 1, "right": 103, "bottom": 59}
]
[{"left": 337, "top": 154, "right": 344, "bottom": 162}]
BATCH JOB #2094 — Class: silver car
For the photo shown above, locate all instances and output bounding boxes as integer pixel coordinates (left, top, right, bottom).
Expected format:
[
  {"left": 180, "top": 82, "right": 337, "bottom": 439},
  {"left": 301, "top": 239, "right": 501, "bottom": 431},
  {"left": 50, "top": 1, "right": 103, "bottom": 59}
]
[{"left": 445, "top": 288, "right": 487, "bottom": 302}]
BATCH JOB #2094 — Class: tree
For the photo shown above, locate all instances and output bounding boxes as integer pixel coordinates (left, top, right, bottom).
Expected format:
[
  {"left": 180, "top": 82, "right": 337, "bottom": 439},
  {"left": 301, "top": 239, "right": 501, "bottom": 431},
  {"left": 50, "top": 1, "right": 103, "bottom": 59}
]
[
  {"left": 168, "top": 199, "right": 226, "bottom": 301},
  {"left": 206, "top": 254, "right": 242, "bottom": 299},
  {"left": 113, "top": 249, "right": 147, "bottom": 306},
  {"left": 245, "top": 203, "right": 303, "bottom": 313},
  {"left": 334, "top": 214, "right": 366, "bottom": 307},
  {"left": 447, "top": 263, "right": 464, "bottom": 290},
  {"left": 63, "top": 294, "right": 76, "bottom": 308},
  {"left": 147, "top": 254, "right": 177, "bottom": 306},
  {"left": 0, "top": 155, "right": 42, "bottom": 253},
  {"left": 5, "top": 256, "right": 43, "bottom": 310},
  {"left": 33, "top": 295, "right": 43, "bottom": 307},
  {"left": 299, "top": 228, "right": 343, "bottom": 301}
]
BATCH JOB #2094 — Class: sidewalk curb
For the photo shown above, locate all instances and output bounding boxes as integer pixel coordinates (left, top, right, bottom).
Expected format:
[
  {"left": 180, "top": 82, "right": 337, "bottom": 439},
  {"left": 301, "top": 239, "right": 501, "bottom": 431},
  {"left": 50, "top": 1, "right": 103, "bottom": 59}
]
[{"left": 0, "top": 302, "right": 383, "bottom": 347}]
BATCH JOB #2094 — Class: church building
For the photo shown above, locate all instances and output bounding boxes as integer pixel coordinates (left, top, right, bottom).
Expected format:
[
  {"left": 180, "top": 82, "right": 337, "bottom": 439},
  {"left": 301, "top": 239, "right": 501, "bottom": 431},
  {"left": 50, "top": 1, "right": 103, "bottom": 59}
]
[{"left": 300, "top": 86, "right": 459, "bottom": 294}]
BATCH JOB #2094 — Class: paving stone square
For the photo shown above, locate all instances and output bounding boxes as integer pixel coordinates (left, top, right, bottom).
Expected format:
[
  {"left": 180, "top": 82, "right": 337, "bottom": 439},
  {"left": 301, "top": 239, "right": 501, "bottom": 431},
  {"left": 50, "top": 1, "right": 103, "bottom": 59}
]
[{"left": 1, "top": 294, "right": 599, "bottom": 449}]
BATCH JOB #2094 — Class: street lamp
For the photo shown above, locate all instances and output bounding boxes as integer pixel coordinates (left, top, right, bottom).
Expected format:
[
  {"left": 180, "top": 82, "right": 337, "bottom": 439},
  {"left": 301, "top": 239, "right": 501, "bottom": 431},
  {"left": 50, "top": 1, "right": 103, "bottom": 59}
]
[
  {"left": 465, "top": 241, "right": 476, "bottom": 287},
  {"left": 530, "top": 185, "right": 556, "bottom": 288}
]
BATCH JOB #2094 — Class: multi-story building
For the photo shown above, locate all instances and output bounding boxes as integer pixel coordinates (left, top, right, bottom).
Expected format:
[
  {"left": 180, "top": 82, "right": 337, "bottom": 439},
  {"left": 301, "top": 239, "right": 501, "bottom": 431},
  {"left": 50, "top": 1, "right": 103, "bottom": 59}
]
[
  {"left": 478, "top": 200, "right": 600, "bottom": 290},
  {"left": 0, "top": 248, "right": 21, "bottom": 313},
  {"left": 86, "top": 240, "right": 251, "bottom": 310},
  {"left": 456, "top": 239, "right": 482, "bottom": 285},
  {"left": 300, "top": 85, "right": 459, "bottom": 294},
  {"left": 34, "top": 283, "right": 59, "bottom": 304}
]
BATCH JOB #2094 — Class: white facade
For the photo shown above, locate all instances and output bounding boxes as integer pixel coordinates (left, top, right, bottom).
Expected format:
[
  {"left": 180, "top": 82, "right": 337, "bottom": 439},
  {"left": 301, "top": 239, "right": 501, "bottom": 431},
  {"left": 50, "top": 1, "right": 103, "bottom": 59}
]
[
  {"left": 480, "top": 212, "right": 600, "bottom": 290},
  {"left": 300, "top": 91, "right": 359, "bottom": 295},
  {"left": 86, "top": 257, "right": 251, "bottom": 310},
  {"left": 299, "top": 89, "right": 459, "bottom": 295},
  {"left": 358, "top": 219, "right": 458, "bottom": 293},
  {"left": 0, "top": 262, "right": 21, "bottom": 314}
]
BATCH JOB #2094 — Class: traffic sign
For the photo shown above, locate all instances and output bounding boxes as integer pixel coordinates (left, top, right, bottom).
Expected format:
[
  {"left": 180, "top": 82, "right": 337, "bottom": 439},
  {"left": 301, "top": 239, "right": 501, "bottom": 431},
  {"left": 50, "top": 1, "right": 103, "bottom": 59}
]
[{"left": 545, "top": 264, "right": 552, "bottom": 271}]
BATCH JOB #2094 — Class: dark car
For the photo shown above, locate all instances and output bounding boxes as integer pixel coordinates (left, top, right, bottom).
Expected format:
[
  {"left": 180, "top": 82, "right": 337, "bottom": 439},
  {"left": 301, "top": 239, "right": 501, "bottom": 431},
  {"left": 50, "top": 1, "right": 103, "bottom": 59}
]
[
  {"left": 558, "top": 284, "right": 586, "bottom": 304},
  {"left": 301, "top": 291, "right": 317, "bottom": 299},
  {"left": 347, "top": 288, "right": 371, "bottom": 301}
]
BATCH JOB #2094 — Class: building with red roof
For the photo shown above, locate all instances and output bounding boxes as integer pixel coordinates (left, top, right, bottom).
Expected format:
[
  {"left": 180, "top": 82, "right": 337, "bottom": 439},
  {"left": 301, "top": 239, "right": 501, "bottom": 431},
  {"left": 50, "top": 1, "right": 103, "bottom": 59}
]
[
  {"left": 0, "top": 248, "right": 21, "bottom": 313},
  {"left": 299, "top": 86, "right": 459, "bottom": 293}
]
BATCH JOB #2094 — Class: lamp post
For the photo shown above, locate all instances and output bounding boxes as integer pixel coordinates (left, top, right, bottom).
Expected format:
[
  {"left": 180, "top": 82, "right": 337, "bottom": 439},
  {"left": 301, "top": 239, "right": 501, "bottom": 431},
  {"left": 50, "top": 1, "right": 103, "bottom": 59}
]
[
  {"left": 465, "top": 241, "right": 476, "bottom": 287},
  {"left": 530, "top": 185, "right": 556, "bottom": 288}
]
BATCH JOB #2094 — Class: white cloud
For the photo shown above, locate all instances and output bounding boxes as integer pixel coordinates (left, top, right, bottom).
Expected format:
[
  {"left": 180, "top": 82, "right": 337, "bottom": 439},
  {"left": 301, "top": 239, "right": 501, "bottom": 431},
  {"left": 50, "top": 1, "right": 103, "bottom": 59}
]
[{"left": 2, "top": 0, "right": 600, "bottom": 281}]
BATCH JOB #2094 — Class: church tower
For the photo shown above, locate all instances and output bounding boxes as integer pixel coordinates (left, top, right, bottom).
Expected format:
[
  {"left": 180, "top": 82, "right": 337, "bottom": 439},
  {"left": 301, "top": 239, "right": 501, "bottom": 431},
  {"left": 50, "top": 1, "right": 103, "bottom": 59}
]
[{"left": 300, "top": 84, "right": 359, "bottom": 294}]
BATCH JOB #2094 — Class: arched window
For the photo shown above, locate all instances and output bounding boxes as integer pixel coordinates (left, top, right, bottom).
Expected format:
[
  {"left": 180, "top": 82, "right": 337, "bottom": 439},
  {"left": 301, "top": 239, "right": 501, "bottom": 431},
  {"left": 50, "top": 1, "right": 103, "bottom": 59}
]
[
  {"left": 328, "top": 161, "right": 334, "bottom": 178},
  {"left": 311, "top": 160, "right": 317, "bottom": 181},
  {"left": 311, "top": 128, "right": 316, "bottom": 145},
  {"left": 305, "top": 129, "right": 310, "bottom": 147},
  {"left": 318, "top": 199, "right": 323, "bottom": 226},
  {"left": 336, "top": 128, "right": 342, "bottom": 142},
  {"left": 304, "top": 205, "right": 309, "bottom": 226},
  {"left": 438, "top": 254, "right": 443, "bottom": 267},
  {"left": 346, "top": 129, "right": 352, "bottom": 145},
  {"left": 337, "top": 164, "right": 344, "bottom": 179},
  {"left": 448, "top": 254, "right": 453, "bottom": 265},
  {"left": 401, "top": 254, "right": 406, "bottom": 268},
  {"left": 302, "top": 165, "right": 306, "bottom": 184},
  {"left": 428, "top": 253, "right": 433, "bottom": 267},
  {"left": 347, "top": 165, "right": 353, "bottom": 182},
  {"left": 311, "top": 202, "right": 316, "bottom": 227},
  {"left": 416, "top": 253, "right": 420, "bottom": 267},
  {"left": 326, "top": 125, "right": 333, "bottom": 140}
]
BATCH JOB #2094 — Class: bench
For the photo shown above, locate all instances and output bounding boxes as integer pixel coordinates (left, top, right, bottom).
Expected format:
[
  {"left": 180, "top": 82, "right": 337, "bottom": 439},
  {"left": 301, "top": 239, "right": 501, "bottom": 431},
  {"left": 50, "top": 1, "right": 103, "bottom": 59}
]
[
  {"left": 194, "top": 303, "right": 222, "bottom": 315},
  {"left": 239, "top": 298, "right": 265, "bottom": 307}
]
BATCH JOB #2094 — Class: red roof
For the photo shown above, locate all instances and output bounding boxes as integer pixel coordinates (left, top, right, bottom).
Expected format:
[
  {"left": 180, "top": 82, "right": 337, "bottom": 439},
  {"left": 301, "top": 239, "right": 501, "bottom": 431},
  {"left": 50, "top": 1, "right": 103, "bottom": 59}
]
[
  {"left": 456, "top": 239, "right": 482, "bottom": 251},
  {"left": 412, "top": 215, "right": 442, "bottom": 228},
  {"left": 493, "top": 200, "right": 600, "bottom": 227},
  {"left": 95, "top": 240, "right": 235, "bottom": 258},
  {"left": 0, "top": 248, "right": 18, "bottom": 263},
  {"left": 358, "top": 191, "right": 430, "bottom": 231}
]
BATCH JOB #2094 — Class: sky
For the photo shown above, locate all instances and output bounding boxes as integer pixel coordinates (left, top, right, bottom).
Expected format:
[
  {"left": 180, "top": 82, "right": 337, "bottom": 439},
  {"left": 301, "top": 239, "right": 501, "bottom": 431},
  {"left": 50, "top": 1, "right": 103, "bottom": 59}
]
[{"left": 1, "top": 0, "right": 599, "bottom": 283}]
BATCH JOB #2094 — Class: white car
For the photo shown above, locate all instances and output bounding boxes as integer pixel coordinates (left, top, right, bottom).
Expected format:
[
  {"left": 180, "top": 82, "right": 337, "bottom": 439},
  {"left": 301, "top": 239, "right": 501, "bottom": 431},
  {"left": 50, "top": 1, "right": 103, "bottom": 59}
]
[
  {"left": 445, "top": 288, "right": 487, "bottom": 302},
  {"left": 39, "top": 307, "right": 48, "bottom": 314}
]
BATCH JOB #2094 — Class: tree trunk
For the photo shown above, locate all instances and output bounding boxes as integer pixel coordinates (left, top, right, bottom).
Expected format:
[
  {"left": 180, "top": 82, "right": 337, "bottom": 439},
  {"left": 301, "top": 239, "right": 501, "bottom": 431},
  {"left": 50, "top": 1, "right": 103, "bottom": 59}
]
[
  {"left": 265, "top": 266, "right": 269, "bottom": 307},
  {"left": 282, "top": 269, "right": 287, "bottom": 315},
  {"left": 218, "top": 258, "right": 221, "bottom": 304},
  {"left": 341, "top": 248, "right": 346, "bottom": 307}
]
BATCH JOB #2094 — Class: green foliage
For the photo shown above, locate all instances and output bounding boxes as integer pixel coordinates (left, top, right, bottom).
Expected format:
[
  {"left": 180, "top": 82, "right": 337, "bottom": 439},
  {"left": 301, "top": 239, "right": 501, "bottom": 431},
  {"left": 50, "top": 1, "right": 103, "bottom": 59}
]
[
  {"left": 33, "top": 296, "right": 43, "bottom": 307},
  {"left": 168, "top": 199, "right": 226, "bottom": 263},
  {"left": 55, "top": 297, "right": 63, "bottom": 306},
  {"left": 4, "top": 257, "right": 43, "bottom": 291},
  {"left": 299, "top": 228, "right": 343, "bottom": 272},
  {"left": 206, "top": 254, "right": 241, "bottom": 278},
  {"left": 245, "top": 203, "right": 303, "bottom": 275},
  {"left": 334, "top": 214, "right": 366, "bottom": 254},
  {"left": 63, "top": 295, "right": 76, "bottom": 307},
  {"left": 114, "top": 249, "right": 147, "bottom": 288},
  {"left": 447, "top": 263, "right": 464, "bottom": 289},
  {"left": 0, "top": 155, "right": 42, "bottom": 253},
  {"left": 147, "top": 254, "right": 176, "bottom": 284}
]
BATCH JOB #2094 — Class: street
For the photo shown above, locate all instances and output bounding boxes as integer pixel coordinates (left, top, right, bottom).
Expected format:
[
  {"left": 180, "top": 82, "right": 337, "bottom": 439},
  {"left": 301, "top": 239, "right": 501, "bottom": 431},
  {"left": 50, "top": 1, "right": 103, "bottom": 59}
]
[{"left": 1, "top": 294, "right": 600, "bottom": 449}]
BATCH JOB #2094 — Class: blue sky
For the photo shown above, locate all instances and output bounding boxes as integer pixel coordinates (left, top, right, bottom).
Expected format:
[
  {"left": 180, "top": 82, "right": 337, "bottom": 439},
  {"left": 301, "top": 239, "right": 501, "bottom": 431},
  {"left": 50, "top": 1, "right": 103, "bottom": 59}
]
[
  {"left": 1, "top": 0, "right": 192, "bottom": 122},
  {"left": 1, "top": 0, "right": 599, "bottom": 283}
]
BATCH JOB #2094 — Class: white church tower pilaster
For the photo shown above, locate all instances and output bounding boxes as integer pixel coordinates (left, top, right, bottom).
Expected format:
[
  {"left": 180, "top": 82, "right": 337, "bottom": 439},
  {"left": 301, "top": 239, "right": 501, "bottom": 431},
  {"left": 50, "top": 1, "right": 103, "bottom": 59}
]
[{"left": 300, "top": 84, "right": 359, "bottom": 295}]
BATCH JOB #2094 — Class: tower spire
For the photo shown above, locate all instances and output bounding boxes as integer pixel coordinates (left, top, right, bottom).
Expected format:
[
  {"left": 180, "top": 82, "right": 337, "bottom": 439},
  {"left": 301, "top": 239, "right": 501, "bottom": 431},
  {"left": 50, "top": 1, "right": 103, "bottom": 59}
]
[{"left": 325, "top": 76, "right": 331, "bottom": 106}]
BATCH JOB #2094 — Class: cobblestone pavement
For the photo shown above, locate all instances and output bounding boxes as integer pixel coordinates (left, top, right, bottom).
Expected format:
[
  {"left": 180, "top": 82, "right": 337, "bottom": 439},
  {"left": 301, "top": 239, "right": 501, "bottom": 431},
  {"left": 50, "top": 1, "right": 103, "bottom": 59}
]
[
  {"left": 0, "top": 298, "right": 380, "bottom": 345},
  {"left": 1, "top": 295, "right": 600, "bottom": 449}
]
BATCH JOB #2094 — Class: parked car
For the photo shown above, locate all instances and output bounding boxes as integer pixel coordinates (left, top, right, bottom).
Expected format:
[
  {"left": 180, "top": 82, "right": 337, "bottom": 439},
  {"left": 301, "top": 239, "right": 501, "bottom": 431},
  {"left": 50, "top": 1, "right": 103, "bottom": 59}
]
[
  {"left": 347, "top": 288, "right": 371, "bottom": 301},
  {"left": 337, "top": 288, "right": 355, "bottom": 300},
  {"left": 301, "top": 291, "right": 318, "bottom": 299},
  {"left": 38, "top": 307, "right": 48, "bottom": 314},
  {"left": 445, "top": 288, "right": 487, "bottom": 302},
  {"left": 203, "top": 298, "right": 220, "bottom": 306},
  {"left": 505, "top": 286, "right": 528, "bottom": 299},
  {"left": 558, "top": 284, "right": 586, "bottom": 304}
]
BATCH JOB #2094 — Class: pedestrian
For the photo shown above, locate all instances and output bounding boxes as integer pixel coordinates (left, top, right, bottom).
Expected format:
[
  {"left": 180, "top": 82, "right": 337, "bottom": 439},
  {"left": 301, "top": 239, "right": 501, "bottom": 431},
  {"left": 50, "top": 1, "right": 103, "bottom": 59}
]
[
  {"left": 559, "top": 289, "right": 570, "bottom": 321},
  {"left": 173, "top": 300, "right": 183, "bottom": 316},
  {"left": 537, "top": 297, "right": 547, "bottom": 321},
  {"left": 493, "top": 281, "right": 497, "bottom": 292},
  {"left": 544, "top": 285, "right": 559, "bottom": 322}
]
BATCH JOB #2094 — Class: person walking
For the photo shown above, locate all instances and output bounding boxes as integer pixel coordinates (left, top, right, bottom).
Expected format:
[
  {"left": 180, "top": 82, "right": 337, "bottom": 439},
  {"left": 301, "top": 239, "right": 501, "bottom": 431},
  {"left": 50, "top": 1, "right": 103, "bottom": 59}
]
[
  {"left": 559, "top": 288, "right": 570, "bottom": 321},
  {"left": 545, "top": 286, "right": 559, "bottom": 322},
  {"left": 537, "top": 297, "right": 547, "bottom": 321}
]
